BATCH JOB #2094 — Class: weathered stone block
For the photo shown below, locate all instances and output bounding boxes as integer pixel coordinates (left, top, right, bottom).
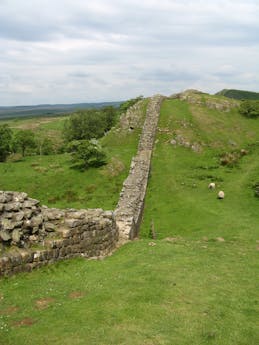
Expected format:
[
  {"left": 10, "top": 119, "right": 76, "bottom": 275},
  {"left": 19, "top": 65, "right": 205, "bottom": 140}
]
[
  {"left": 12, "top": 229, "right": 21, "bottom": 243},
  {"left": 31, "top": 215, "right": 43, "bottom": 227},
  {"left": 0, "top": 230, "right": 12, "bottom": 241},
  {"left": 44, "top": 222, "right": 56, "bottom": 232},
  {"left": 66, "top": 211, "right": 86, "bottom": 219},
  {"left": 4, "top": 202, "right": 22, "bottom": 212},
  {"left": 65, "top": 218, "right": 82, "bottom": 228},
  {"left": 12, "top": 211, "right": 25, "bottom": 222}
]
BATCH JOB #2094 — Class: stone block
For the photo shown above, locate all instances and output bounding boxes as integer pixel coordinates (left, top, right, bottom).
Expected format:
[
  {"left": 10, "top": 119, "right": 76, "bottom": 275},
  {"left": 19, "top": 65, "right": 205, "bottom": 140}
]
[
  {"left": 64, "top": 218, "right": 82, "bottom": 228},
  {"left": 0, "top": 230, "right": 12, "bottom": 241},
  {"left": 44, "top": 222, "right": 56, "bottom": 232},
  {"left": 4, "top": 202, "right": 22, "bottom": 212},
  {"left": 12, "top": 211, "right": 25, "bottom": 222}
]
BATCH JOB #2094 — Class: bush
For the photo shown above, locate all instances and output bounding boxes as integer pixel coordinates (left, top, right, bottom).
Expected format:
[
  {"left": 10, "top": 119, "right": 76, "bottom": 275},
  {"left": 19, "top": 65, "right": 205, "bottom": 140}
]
[
  {"left": 67, "top": 139, "right": 107, "bottom": 170},
  {"left": 239, "top": 100, "right": 259, "bottom": 118}
]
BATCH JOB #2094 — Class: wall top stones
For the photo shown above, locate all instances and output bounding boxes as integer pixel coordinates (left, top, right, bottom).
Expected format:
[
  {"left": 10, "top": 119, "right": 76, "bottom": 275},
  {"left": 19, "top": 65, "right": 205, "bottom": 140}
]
[{"left": 115, "top": 95, "right": 165, "bottom": 242}]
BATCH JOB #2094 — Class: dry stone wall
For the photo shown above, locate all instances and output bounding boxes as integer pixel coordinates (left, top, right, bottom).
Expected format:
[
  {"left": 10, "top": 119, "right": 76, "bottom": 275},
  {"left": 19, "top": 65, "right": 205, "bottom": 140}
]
[
  {"left": 0, "top": 95, "right": 164, "bottom": 276},
  {"left": 0, "top": 205, "right": 118, "bottom": 276},
  {"left": 115, "top": 95, "right": 164, "bottom": 242}
]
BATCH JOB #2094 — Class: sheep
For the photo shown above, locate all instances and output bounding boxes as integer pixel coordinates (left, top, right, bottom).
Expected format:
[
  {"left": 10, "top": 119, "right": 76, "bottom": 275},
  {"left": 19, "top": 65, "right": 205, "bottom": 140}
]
[
  {"left": 218, "top": 191, "right": 225, "bottom": 199},
  {"left": 208, "top": 182, "right": 216, "bottom": 189}
]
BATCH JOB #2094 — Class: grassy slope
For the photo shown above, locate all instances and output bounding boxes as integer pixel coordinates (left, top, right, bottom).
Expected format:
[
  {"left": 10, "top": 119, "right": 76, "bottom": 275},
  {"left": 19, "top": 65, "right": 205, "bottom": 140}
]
[
  {"left": 141, "top": 99, "right": 259, "bottom": 241},
  {"left": 0, "top": 105, "right": 146, "bottom": 210},
  {"left": 0, "top": 97, "right": 259, "bottom": 345}
]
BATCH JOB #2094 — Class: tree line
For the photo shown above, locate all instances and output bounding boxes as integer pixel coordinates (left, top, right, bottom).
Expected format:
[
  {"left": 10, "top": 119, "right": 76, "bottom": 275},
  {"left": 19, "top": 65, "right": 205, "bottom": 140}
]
[{"left": 0, "top": 96, "right": 143, "bottom": 168}]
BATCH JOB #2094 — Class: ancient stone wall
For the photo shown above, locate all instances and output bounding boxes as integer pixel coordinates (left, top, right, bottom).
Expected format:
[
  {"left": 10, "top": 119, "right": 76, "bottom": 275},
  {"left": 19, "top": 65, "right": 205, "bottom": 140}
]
[
  {"left": 115, "top": 95, "right": 164, "bottom": 242},
  {"left": 0, "top": 95, "right": 164, "bottom": 276},
  {"left": 0, "top": 206, "right": 118, "bottom": 276}
]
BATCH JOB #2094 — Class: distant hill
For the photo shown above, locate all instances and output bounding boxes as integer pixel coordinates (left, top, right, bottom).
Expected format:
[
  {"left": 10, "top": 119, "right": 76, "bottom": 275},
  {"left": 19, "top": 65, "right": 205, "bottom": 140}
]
[
  {"left": 0, "top": 101, "right": 122, "bottom": 120},
  {"left": 215, "top": 89, "right": 259, "bottom": 100}
]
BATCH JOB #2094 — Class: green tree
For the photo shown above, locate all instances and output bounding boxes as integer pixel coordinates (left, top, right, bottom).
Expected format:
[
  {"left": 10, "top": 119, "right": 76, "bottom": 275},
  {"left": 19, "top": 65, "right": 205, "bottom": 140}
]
[
  {"left": 63, "top": 110, "right": 107, "bottom": 143},
  {"left": 0, "top": 124, "right": 13, "bottom": 162},
  {"left": 14, "top": 130, "right": 36, "bottom": 156},
  {"left": 102, "top": 106, "right": 117, "bottom": 131},
  {"left": 67, "top": 139, "right": 107, "bottom": 170},
  {"left": 36, "top": 137, "right": 54, "bottom": 155}
]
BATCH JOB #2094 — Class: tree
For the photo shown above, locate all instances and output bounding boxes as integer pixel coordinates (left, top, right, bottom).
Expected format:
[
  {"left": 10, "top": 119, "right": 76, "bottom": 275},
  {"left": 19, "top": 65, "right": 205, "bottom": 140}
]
[
  {"left": 0, "top": 124, "right": 13, "bottom": 162},
  {"left": 63, "top": 110, "right": 107, "bottom": 143},
  {"left": 67, "top": 139, "right": 107, "bottom": 170},
  {"left": 36, "top": 137, "right": 54, "bottom": 155},
  {"left": 102, "top": 106, "right": 117, "bottom": 131},
  {"left": 14, "top": 130, "right": 36, "bottom": 156}
]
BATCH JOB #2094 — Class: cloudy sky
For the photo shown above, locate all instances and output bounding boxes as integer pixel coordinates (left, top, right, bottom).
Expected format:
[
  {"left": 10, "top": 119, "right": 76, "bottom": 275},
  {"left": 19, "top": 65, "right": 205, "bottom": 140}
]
[{"left": 1, "top": 0, "right": 259, "bottom": 106}]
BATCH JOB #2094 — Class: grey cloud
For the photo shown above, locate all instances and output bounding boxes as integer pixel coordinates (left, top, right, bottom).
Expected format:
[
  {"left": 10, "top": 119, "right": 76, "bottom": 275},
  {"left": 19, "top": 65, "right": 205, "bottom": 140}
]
[
  {"left": 139, "top": 69, "right": 199, "bottom": 83},
  {"left": 0, "top": 0, "right": 259, "bottom": 105}
]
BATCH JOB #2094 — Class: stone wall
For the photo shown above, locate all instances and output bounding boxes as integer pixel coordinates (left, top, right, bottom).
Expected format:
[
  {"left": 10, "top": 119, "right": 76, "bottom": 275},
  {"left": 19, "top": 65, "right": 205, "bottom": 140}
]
[
  {"left": 115, "top": 95, "right": 164, "bottom": 242},
  {"left": 0, "top": 206, "right": 118, "bottom": 276}
]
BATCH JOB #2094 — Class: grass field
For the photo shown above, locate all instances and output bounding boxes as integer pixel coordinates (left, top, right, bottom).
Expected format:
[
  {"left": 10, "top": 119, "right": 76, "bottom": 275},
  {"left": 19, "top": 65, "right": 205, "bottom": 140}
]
[
  {"left": 0, "top": 239, "right": 258, "bottom": 345},
  {"left": 0, "top": 96, "right": 259, "bottom": 344}
]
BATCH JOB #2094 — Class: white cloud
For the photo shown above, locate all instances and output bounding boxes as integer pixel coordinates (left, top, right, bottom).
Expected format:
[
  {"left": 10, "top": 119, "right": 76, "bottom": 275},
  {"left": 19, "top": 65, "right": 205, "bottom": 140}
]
[{"left": 0, "top": 0, "right": 259, "bottom": 105}]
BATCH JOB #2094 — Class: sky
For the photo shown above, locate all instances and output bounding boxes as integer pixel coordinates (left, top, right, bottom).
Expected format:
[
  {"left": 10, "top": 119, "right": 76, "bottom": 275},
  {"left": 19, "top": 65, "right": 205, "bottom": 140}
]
[{"left": 0, "top": 0, "right": 259, "bottom": 106}]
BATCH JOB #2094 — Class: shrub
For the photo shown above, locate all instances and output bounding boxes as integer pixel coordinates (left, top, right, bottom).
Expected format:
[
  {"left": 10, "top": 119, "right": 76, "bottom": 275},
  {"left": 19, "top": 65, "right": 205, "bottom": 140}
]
[
  {"left": 67, "top": 139, "right": 107, "bottom": 170},
  {"left": 239, "top": 100, "right": 259, "bottom": 118}
]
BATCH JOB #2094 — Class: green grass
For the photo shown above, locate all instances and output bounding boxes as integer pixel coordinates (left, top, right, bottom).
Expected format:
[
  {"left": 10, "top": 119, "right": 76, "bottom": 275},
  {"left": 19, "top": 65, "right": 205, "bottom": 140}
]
[
  {"left": 0, "top": 239, "right": 258, "bottom": 345},
  {"left": 0, "top": 96, "right": 259, "bottom": 344}
]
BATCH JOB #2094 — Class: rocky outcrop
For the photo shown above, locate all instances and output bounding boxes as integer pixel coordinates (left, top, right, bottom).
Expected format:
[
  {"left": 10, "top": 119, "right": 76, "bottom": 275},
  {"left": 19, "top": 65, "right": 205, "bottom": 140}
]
[
  {"left": 171, "top": 89, "right": 239, "bottom": 112},
  {"left": 115, "top": 95, "right": 164, "bottom": 242}
]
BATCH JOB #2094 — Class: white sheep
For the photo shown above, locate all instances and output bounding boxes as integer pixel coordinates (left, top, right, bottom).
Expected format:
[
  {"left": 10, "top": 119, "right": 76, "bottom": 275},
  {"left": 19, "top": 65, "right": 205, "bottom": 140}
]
[
  {"left": 208, "top": 182, "right": 216, "bottom": 189},
  {"left": 218, "top": 191, "right": 225, "bottom": 199}
]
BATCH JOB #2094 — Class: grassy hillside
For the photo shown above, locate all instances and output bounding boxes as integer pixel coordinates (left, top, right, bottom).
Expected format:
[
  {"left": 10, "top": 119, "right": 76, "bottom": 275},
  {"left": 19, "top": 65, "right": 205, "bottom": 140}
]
[
  {"left": 0, "top": 94, "right": 258, "bottom": 345},
  {"left": 216, "top": 89, "right": 259, "bottom": 100},
  {"left": 0, "top": 102, "right": 147, "bottom": 210},
  {"left": 141, "top": 98, "right": 259, "bottom": 240}
]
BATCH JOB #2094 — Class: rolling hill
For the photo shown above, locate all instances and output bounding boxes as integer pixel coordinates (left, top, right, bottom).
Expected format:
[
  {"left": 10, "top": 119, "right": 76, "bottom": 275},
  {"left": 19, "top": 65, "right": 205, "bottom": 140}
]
[
  {"left": 0, "top": 101, "right": 122, "bottom": 120},
  {"left": 215, "top": 88, "right": 259, "bottom": 100}
]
